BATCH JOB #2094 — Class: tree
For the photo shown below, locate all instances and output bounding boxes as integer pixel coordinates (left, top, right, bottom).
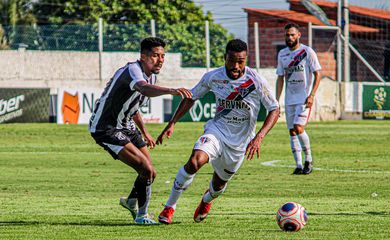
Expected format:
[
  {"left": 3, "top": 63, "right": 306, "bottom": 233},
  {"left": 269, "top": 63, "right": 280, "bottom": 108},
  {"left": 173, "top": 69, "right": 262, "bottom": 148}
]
[{"left": 1, "top": 0, "right": 233, "bottom": 67}]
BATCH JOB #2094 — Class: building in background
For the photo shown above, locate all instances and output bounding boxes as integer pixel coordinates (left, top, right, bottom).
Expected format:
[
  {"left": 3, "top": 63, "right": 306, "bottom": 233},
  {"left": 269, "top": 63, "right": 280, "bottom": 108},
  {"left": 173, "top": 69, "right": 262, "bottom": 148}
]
[{"left": 245, "top": 0, "right": 390, "bottom": 82}]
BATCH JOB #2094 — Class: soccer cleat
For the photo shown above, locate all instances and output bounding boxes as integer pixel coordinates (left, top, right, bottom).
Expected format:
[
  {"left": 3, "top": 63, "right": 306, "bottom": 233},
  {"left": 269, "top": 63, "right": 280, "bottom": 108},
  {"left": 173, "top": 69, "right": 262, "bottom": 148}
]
[
  {"left": 158, "top": 206, "right": 175, "bottom": 224},
  {"left": 119, "top": 197, "right": 138, "bottom": 220},
  {"left": 134, "top": 215, "right": 158, "bottom": 225},
  {"left": 193, "top": 198, "right": 213, "bottom": 223},
  {"left": 292, "top": 168, "right": 303, "bottom": 175},
  {"left": 302, "top": 161, "right": 313, "bottom": 174}
]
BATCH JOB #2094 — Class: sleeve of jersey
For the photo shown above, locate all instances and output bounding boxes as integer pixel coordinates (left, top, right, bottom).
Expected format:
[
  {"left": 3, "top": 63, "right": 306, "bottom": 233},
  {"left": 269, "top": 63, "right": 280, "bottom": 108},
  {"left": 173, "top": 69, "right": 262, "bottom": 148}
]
[
  {"left": 128, "top": 65, "right": 147, "bottom": 91},
  {"left": 309, "top": 48, "right": 322, "bottom": 72},
  {"left": 258, "top": 77, "right": 279, "bottom": 112},
  {"left": 191, "top": 75, "right": 211, "bottom": 100},
  {"left": 276, "top": 52, "right": 285, "bottom": 76}
]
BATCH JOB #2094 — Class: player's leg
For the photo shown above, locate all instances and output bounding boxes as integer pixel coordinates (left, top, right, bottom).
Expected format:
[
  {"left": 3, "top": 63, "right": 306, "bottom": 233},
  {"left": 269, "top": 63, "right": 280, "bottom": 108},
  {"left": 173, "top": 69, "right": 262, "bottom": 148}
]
[
  {"left": 193, "top": 144, "right": 243, "bottom": 223},
  {"left": 159, "top": 133, "right": 220, "bottom": 224},
  {"left": 293, "top": 105, "right": 313, "bottom": 174},
  {"left": 118, "top": 143, "right": 157, "bottom": 224},
  {"left": 194, "top": 172, "right": 227, "bottom": 223},
  {"left": 286, "top": 105, "right": 303, "bottom": 174},
  {"left": 158, "top": 149, "right": 209, "bottom": 224}
]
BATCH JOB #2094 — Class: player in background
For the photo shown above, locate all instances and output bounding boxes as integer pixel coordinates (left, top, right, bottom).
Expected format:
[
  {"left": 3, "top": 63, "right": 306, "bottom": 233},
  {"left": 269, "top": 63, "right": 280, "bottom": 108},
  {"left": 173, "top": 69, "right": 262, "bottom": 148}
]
[
  {"left": 156, "top": 39, "right": 280, "bottom": 224},
  {"left": 275, "top": 23, "right": 322, "bottom": 175},
  {"left": 89, "top": 37, "right": 192, "bottom": 224}
]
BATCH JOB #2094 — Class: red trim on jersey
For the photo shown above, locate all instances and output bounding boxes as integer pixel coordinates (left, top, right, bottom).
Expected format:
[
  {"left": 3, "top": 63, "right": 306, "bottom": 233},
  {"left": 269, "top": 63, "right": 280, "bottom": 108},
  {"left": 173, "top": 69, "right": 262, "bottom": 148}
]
[
  {"left": 288, "top": 49, "right": 306, "bottom": 67},
  {"left": 225, "top": 79, "right": 254, "bottom": 100}
]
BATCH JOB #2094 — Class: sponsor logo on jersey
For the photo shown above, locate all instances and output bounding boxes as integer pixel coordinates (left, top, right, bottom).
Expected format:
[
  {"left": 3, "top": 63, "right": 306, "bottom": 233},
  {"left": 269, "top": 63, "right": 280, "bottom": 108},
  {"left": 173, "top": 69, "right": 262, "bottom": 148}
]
[
  {"left": 287, "top": 64, "right": 304, "bottom": 73},
  {"left": 215, "top": 79, "right": 256, "bottom": 117},
  {"left": 286, "top": 49, "right": 307, "bottom": 80},
  {"left": 217, "top": 99, "right": 250, "bottom": 110},
  {"left": 213, "top": 79, "right": 229, "bottom": 84}
]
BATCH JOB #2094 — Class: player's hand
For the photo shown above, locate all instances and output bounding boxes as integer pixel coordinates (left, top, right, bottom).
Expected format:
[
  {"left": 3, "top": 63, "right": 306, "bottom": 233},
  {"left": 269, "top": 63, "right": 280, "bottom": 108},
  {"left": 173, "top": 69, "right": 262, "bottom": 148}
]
[
  {"left": 173, "top": 88, "right": 192, "bottom": 99},
  {"left": 245, "top": 136, "right": 262, "bottom": 161},
  {"left": 144, "top": 131, "right": 156, "bottom": 149},
  {"left": 156, "top": 122, "right": 175, "bottom": 145},
  {"left": 305, "top": 95, "right": 314, "bottom": 108}
]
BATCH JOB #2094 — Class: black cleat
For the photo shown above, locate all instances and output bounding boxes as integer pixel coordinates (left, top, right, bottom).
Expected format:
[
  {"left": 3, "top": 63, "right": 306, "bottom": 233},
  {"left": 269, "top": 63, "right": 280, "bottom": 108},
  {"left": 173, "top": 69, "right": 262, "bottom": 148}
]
[
  {"left": 302, "top": 161, "right": 313, "bottom": 174},
  {"left": 292, "top": 168, "right": 303, "bottom": 175}
]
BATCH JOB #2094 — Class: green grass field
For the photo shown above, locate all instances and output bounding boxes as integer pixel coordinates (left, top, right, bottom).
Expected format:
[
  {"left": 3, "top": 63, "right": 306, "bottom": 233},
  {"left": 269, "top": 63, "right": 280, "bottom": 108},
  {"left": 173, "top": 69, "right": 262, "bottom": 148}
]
[{"left": 0, "top": 121, "right": 389, "bottom": 239}]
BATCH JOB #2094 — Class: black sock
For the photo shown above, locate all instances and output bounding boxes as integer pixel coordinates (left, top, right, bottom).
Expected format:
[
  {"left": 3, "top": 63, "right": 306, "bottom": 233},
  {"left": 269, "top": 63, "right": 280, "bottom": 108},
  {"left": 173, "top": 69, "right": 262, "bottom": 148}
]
[
  {"left": 128, "top": 176, "right": 140, "bottom": 199},
  {"left": 134, "top": 176, "right": 152, "bottom": 216}
]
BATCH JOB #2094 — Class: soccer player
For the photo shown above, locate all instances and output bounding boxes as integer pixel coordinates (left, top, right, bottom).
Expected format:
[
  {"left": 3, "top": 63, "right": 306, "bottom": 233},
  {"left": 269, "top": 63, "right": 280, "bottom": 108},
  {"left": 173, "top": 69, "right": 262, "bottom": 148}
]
[
  {"left": 275, "top": 23, "right": 322, "bottom": 175},
  {"left": 88, "top": 37, "right": 192, "bottom": 224},
  {"left": 156, "top": 39, "right": 280, "bottom": 224}
]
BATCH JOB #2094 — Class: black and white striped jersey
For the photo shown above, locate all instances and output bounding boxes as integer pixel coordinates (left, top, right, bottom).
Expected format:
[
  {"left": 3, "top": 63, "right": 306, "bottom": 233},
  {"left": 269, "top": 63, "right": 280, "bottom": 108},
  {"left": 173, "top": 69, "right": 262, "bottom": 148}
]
[{"left": 89, "top": 61, "right": 156, "bottom": 133}]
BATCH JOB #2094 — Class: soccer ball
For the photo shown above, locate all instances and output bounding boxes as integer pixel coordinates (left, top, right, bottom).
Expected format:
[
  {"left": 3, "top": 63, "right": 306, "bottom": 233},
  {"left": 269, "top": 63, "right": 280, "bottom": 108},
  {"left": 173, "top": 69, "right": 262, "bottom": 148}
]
[{"left": 276, "top": 202, "right": 307, "bottom": 232}]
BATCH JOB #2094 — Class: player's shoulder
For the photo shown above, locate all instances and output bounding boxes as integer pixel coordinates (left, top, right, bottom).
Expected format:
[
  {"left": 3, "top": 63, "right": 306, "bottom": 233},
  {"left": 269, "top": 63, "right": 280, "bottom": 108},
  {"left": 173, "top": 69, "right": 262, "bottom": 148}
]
[
  {"left": 277, "top": 47, "right": 290, "bottom": 58},
  {"left": 127, "top": 61, "right": 142, "bottom": 72},
  {"left": 202, "top": 66, "right": 225, "bottom": 80},
  {"left": 301, "top": 44, "right": 316, "bottom": 54},
  {"left": 245, "top": 67, "right": 267, "bottom": 84}
]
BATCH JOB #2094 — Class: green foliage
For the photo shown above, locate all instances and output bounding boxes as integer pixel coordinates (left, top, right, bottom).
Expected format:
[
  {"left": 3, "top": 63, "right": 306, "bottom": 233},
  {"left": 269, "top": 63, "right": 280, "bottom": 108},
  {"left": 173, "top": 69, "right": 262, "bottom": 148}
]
[
  {"left": 0, "top": 121, "right": 390, "bottom": 239},
  {"left": 0, "top": 0, "right": 232, "bottom": 66}
]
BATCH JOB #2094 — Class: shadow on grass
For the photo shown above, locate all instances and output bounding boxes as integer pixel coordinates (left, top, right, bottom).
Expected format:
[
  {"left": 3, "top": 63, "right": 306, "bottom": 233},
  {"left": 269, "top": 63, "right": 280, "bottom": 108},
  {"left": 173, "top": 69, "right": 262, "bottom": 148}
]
[
  {"left": 0, "top": 220, "right": 182, "bottom": 227},
  {"left": 214, "top": 211, "right": 390, "bottom": 217}
]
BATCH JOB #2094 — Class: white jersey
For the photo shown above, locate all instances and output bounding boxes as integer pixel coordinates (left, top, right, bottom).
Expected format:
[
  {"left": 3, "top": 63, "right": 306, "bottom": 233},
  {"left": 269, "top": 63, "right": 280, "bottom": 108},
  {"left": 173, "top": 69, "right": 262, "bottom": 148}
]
[
  {"left": 191, "top": 66, "right": 279, "bottom": 151},
  {"left": 276, "top": 44, "right": 321, "bottom": 105}
]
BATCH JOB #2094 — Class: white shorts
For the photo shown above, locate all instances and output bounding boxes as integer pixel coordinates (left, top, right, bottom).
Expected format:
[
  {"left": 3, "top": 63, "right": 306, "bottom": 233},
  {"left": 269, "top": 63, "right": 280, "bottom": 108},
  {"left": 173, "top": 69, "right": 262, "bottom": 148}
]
[
  {"left": 193, "top": 133, "right": 245, "bottom": 181},
  {"left": 285, "top": 104, "right": 312, "bottom": 129}
]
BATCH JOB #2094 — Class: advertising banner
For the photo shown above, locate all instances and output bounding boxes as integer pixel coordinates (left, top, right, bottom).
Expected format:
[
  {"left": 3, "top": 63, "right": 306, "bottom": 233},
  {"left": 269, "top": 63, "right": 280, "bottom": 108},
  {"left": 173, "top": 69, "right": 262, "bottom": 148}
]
[
  {"left": 57, "top": 88, "right": 166, "bottom": 124},
  {"left": 362, "top": 85, "right": 390, "bottom": 120},
  {"left": 0, "top": 88, "right": 50, "bottom": 123},
  {"left": 171, "top": 92, "right": 267, "bottom": 122}
]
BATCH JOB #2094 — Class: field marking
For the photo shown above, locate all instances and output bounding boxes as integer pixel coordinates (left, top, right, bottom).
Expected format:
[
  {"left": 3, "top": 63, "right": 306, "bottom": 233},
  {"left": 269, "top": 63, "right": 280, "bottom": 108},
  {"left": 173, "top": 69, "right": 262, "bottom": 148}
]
[{"left": 261, "top": 160, "right": 390, "bottom": 174}]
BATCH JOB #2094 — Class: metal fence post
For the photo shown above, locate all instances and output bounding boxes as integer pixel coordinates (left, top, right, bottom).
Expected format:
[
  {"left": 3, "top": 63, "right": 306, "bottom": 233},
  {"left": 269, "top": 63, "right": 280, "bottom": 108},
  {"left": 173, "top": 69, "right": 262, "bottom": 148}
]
[
  {"left": 254, "top": 22, "right": 260, "bottom": 72},
  {"left": 151, "top": 19, "right": 156, "bottom": 37},
  {"left": 98, "top": 18, "right": 103, "bottom": 83},
  {"left": 205, "top": 20, "right": 210, "bottom": 72}
]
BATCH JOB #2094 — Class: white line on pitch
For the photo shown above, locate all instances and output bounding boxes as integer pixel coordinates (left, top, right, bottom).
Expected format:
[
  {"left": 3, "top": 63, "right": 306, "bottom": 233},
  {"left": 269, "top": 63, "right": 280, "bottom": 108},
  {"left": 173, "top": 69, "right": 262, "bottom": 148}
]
[{"left": 261, "top": 160, "right": 390, "bottom": 174}]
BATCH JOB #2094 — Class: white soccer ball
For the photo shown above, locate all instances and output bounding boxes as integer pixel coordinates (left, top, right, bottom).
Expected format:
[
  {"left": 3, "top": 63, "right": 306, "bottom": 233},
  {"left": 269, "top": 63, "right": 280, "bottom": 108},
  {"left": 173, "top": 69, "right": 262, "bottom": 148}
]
[{"left": 276, "top": 202, "right": 307, "bottom": 232}]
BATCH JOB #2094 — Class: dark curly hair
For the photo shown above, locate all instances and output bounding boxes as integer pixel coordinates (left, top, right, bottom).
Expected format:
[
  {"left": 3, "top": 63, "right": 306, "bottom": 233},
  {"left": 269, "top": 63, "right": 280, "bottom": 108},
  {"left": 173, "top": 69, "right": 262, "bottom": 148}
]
[
  {"left": 284, "top": 23, "right": 300, "bottom": 31},
  {"left": 225, "top": 39, "right": 247, "bottom": 54},
  {"left": 141, "top": 37, "right": 166, "bottom": 54}
]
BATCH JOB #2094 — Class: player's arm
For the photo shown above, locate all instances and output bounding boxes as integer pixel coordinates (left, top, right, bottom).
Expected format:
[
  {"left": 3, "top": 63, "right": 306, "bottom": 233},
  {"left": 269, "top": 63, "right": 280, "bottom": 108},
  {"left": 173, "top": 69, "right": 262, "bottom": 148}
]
[
  {"left": 246, "top": 107, "right": 280, "bottom": 160},
  {"left": 133, "top": 111, "right": 156, "bottom": 149},
  {"left": 276, "top": 75, "right": 285, "bottom": 102},
  {"left": 134, "top": 81, "right": 192, "bottom": 98},
  {"left": 156, "top": 98, "right": 195, "bottom": 145},
  {"left": 305, "top": 71, "right": 321, "bottom": 108}
]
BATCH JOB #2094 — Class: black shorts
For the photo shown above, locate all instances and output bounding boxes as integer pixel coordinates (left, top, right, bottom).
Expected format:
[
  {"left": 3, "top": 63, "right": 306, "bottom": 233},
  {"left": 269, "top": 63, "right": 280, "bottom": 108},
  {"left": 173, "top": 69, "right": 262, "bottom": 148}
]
[{"left": 91, "top": 128, "right": 146, "bottom": 160}]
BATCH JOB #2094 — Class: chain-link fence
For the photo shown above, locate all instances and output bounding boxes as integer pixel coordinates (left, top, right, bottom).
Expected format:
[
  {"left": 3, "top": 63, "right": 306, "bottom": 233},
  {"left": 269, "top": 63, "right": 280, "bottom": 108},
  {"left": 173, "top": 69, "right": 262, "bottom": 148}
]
[{"left": 0, "top": 21, "right": 227, "bottom": 68}]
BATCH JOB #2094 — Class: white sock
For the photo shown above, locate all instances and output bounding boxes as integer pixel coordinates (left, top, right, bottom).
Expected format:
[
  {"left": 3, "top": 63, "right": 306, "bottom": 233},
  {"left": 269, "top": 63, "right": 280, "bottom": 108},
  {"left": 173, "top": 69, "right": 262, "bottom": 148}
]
[
  {"left": 166, "top": 167, "right": 195, "bottom": 210},
  {"left": 297, "top": 131, "right": 312, "bottom": 162},
  {"left": 203, "top": 181, "right": 227, "bottom": 203},
  {"left": 290, "top": 135, "right": 303, "bottom": 168}
]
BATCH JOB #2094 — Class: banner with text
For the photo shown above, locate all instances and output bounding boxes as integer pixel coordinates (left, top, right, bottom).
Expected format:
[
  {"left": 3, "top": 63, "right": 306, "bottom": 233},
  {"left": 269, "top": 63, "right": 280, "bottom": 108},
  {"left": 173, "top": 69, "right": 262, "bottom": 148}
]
[
  {"left": 362, "top": 85, "right": 390, "bottom": 120},
  {"left": 0, "top": 88, "right": 50, "bottom": 123},
  {"left": 171, "top": 92, "right": 267, "bottom": 122},
  {"left": 57, "top": 88, "right": 167, "bottom": 124}
]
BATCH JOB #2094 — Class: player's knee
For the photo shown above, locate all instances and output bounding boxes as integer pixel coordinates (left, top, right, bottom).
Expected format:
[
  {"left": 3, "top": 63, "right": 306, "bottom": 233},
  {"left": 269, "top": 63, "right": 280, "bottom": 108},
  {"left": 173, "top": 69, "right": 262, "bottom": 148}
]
[
  {"left": 185, "top": 154, "right": 204, "bottom": 174},
  {"left": 140, "top": 163, "right": 155, "bottom": 181},
  {"left": 294, "top": 125, "right": 304, "bottom": 134}
]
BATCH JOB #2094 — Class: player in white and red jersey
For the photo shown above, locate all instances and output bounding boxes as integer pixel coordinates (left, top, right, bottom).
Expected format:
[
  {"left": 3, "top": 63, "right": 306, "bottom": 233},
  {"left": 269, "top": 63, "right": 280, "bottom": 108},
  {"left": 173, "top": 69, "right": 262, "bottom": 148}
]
[
  {"left": 156, "top": 39, "right": 280, "bottom": 224},
  {"left": 276, "top": 23, "right": 322, "bottom": 175}
]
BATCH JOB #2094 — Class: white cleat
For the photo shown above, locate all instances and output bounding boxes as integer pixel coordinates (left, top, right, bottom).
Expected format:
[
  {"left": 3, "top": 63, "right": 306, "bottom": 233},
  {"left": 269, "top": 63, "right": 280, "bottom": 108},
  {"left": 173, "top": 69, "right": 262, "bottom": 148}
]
[
  {"left": 119, "top": 197, "right": 138, "bottom": 220},
  {"left": 134, "top": 215, "right": 158, "bottom": 225}
]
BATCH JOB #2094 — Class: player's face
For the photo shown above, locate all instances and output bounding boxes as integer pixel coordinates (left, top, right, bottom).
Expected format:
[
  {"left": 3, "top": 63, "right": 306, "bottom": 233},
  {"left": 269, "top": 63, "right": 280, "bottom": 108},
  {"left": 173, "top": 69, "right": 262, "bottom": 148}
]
[
  {"left": 285, "top": 27, "right": 301, "bottom": 49},
  {"left": 141, "top": 46, "right": 165, "bottom": 75},
  {"left": 225, "top": 50, "right": 247, "bottom": 80}
]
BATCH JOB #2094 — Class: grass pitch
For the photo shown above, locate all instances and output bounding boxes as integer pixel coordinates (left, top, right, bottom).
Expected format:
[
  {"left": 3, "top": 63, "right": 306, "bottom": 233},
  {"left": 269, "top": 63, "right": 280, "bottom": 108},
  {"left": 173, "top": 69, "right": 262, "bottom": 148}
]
[{"left": 0, "top": 121, "right": 389, "bottom": 239}]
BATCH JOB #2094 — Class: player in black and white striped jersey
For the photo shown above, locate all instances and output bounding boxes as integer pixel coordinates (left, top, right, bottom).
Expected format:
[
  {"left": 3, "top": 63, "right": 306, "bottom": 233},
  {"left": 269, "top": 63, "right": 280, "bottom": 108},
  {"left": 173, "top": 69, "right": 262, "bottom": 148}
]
[{"left": 89, "top": 37, "right": 192, "bottom": 224}]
